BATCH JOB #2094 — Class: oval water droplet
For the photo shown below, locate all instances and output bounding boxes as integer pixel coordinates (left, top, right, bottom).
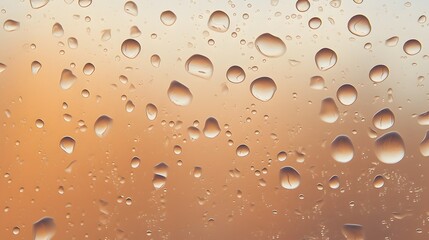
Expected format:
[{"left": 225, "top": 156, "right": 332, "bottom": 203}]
[
  {"left": 150, "top": 54, "right": 161, "bottom": 68},
  {"left": 188, "top": 126, "right": 200, "bottom": 140},
  {"left": 250, "top": 77, "right": 277, "bottom": 102},
  {"left": 124, "top": 1, "right": 138, "bottom": 16},
  {"left": 203, "top": 117, "right": 221, "bottom": 138},
  {"left": 12, "top": 227, "right": 20, "bottom": 235},
  {"left": 347, "top": 14, "right": 371, "bottom": 37},
  {"left": 78, "top": 0, "right": 92, "bottom": 7},
  {"left": 31, "top": 61, "right": 42, "bottom": 75},
  {"left": 167, "top": 81, "right": 193, "bottom": 106},
  {"left": 236, "top": 144, "right": 250, "bottom": 157},
  {"left": 374, "top": 132, "right": 405, "bottom": 164},
  {"left": 337, "top": 84, "right": 357, "bottom": 105},
  {"left": 315, "top": 48, "right": 337, "bottom": 71},
  {"left": 342, "top": 224, "right": 364, "bottom": 240},
  {"left": 372, "top": 108, "right": 395, "bottom": 130},
  {"left": 30, "top": 0, "right": 49, "bottom": 9},
  {"left": 131, "top": 156, "right": 140, "bottom": 168},
  {"left": 296, "top": 0, "right": 310, "bottom": 12},
  {"left": 125, "top": 100, "right": 135, "bottom": 112},
  {"left": 94, "top": 115, "right": 112, "bottom": 137},
  {"left": 185, "top": 54, "right": 213, "bottom": 79},
  {"left": 3, "top": 19, "right": 20, "bottom": 32},
  {"left": 193, "top": 167, "right": 202, "bottom": 178},
  {"left": 373, "top": 175, "right": 385, "bottom": 188},
  {"left": 331, "top": 135, "right": 354, "bottom": 163},
  {"left": 255, "top": 33, "right": 286, "bottom": 57},
  {"left": 308, "top": 17, "right": 322, "bottom": 29},
  {"left": 208, "top": 10, "right": 230, "bottom": 32},
  {"left": 146, "top": 103, "right": 158, "bottom": 120},
  {"left": 33, "top": 217, "right": 56, "bottom": 240},
  {"left": 60, "top": 136, "right": 75, "bottom": 154},
  {"left": 369, "top": 65, "right": 389, "bottom": 83},
  {"left": 60, "top": 69, "right": 77, "bottom": 90},
  {"left": 279, "top": 166, "right": 301, "bottom": 189},
  {"left": 328, "top": 175, "right": 340, "bottom": 189},
  {"left": 419, "top": 131, "right": 429, "bottom": 157},
  {"left": 160, "top": 10, "right": 177, "bottom": 26},
  {"left": 121, "top": 39, "right": 141, "bottom": 59},
  {"left": 385, "top": 36, "right": 399, "bottom": 47},
  {"left": 83, "top": 63, "right": 95, "bottom": 75},
  {"left": 52, "top": 23, "right": 64, "bottom": 37},
  {"left": 226, "top": 65, "right": 246, "bottom": 83},
  {"left": 319, "top": 98, "right": 339, "bottom": 123},
  {"left": 403, "top": 39, "right": 421, "bottom": 55}
]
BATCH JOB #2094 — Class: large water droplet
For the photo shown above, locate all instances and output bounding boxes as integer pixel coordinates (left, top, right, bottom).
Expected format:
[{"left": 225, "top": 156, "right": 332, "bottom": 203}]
[
  {"left": 121, "top": 39, "right": 141, "bottom": 59},
  {"left": 30, "top": 0, "right": 49, "bottom": 9},
  {"left": 342, "top": 224, "right": 364, "bottom": 240},
  {"left": 146, "top": 103, "right": 158, "bottom": 120},
  {"left": 203, "top": 117, "right": 220, "bottom": 138},
  {"left": 337, "top": 84, "right": 357, "bottom": 105},
  {"left": 315, "top": 48, "right": 337, "bottom": 71},
  {"left": 59, "top": 69, "right": 77, "bottom": 90},
  {"left": 331, "top": 135, "right": 354, "bottom": 163},
  {"left": 160, "top": 10, "right": 177, "bottom": 26},
  {"left": 33, "top": 217, "right": 56, "bottom": 240},
  {"left": 374, "top": 132, "right": 405, "bottom": 164},
  {"left": 279, "top": 167, "right": 301, "bottom": 189},
  {"left": 319, "top": 98, "right": 339, "bottom": 123},
  {"left": 3, "top": 19, "right": 20, "bottom": 32},
  {"left": 167, "top": 81, "right": 193, "bottom": 106},
  {"left": 31, "top": 61, "right": 42, "bottom": 75},
  {"left": 373, "top": 175, "right": 385, "bottom": 188},
  {"left": 372, "top": 108, "right": 395, "bottom": 130},
  {"left": 236, "top": 144, "right": 250, "bottom": 157},
  {"left": 83, "top": 63, "right": 95, "bottom": 75},
  {"left": 226, "top": 65, "right": 245, "bottom": 83},
  {"left": 419, "top": 131, "right": 429, "bottom": 157},
  {"left": 369, "top": 65, "right": 389, "bottom": 83},
  {"left": 185, "top": 54, "right": 213, "bottom": 79},
  {"left": 250, "top": 77, "right": 277, "bottom": 102},
  {"left": 403, "top": 39, "right": 421, "bottom": 55},
  {"left": 208, "top": 10, "right": 230, "bottom": 32},
  {"left": 94, "top": 115, "right": 112, "bottom": 138},
  {"left": 255, "top": 33, "right": 286, "bottom": 57},
  {"left": 328, "top": 175, "right": 340, "bottom": 189},
  {"left": 52, "top": 23, "right": 64, "bottom": 37},
  {"left": 131, "top": 156, "right": 140, "bottom": 168},
  {"left": 347, "top": 14, "right": 371, "bottom": 36},
  {"left": 60, "top": 136, "right": 75, "bottom": 154},
  {"left": 296, "top": 0, "right": 310, "bottom": 12},
  {"left": 124, "top": 1, "right": 138, "bottom": 16}
]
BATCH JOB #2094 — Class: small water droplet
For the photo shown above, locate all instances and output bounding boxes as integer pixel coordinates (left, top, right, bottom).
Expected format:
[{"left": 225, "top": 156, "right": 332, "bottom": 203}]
[
  {"left": 347, "top": 15, "right": 371, "bottom": 37},
  {"left": 60, "top": 69, "right": 77, "bottom": 90},
  {"left": 187, "top": 126, "right": 200, "bottom": 140},
  {"left": 403, "top": 39, "right": 421, "bottom": 55},
  {"left": 131, "top": 156, "right": 140, "bottom": 168},
  {"left": 385, "top": 36, "right": 399, "bottom": 47},
  {"left": 328, "top": 175, "right": 340, "bottom": 189},
  {"left": 68, "top": 37, "right": 78, "bottom": 49},
  {"left": 3, "top": 19, "right": 19, "bottom": 31},
  {"left": 374, "top": 132, "right": 405, "bottom": 164},
  {"left": 78, "top": 0, "right": 92, "bottom": 7},
  {"left": 83, "top": 63, "right": 95, "bottom": 75},
  {"left": 369, "top": 65, "right": 389, "bottom": 83},
  {"left": 226, "top": 65, "right": 245, "bottom": 83},
  {"left": 12, "top": 227, "right": 20, "bottom": 235},
  {"left": 331, "top": 135, "right": 354, "bottom": 163},
  {"left": 160, "top": 10, "right": 177, "bottom": 26},
  {"left": 126, "top": 100, "right": 135, "bottom": 112},
  {"left": 236, "top": 144, "right": 250, "bottom": 157},
  {"left": 319, "top": 98, "right": 339, "bottom": 123},
  {"left": 193, "top": 167, "right": 202, "bottom": 178},
  {"left": 150, "top": 54, "right": 161, "bottom": 68},
  {"left": 101, "top": 29, "right": 111, "bottom": 41},
  {"left": 35, "top": 119, "right": 44, "bottom": 128},
  {"left": 167, "top": 81, "right": 193, "bottom": 106},
  {"left": 418, "top": 15, "right": 427, "bottom": 23},
  {"left": 203, "top": 117, "right": 221, "bottom": 138},
  {"left": 277, "top": 151, "right": 287, "bottom": 161},
  {"left": 208, "top": 10, "right": 230, "bottom": 32},
  {"left": 250, "top": 77, "right": 277, "bottom": 102},
  {"left": 337, "top": 84, "right": 357, "bottom": 105},
  {"left": 31, "top": 61, "right": 42, "bottom": 75},
  {"left": 94, "top": 115, "right": 112, "bottom": 137},
  {"left": 185, "top": 54, "right": 213, "bottom": 79},
  {"left": 121, "top": 39, "right": 141, "bottom": 59},
  {"left": 52, "top": 23, "right": 64, "bottom": 37},
  {"left": 146, "top": 103, "right": 158, "bottom": 120},
  {"left": 372, "top": 108, "right": 394, "bottom": 130},
  {"left": 310, "top": 76, "right": 325, "bottom": 90},
  {"left": 315, "top": 48, "right": 337, "bottom": 71},
  {"left": 308, "top": 17, "right": 322, "bottom": 29},
  {"left": 279, "top": 166, "right": 301, "bottom": 189},
  {"left": 255, "top": 33, "right": 286, "bottom": 57},
  {"left": 373, "top": 175, "right": 385, "bottom": 188},
  {"left": 60, "top": 136, "right": 75, "bottom": 154}
]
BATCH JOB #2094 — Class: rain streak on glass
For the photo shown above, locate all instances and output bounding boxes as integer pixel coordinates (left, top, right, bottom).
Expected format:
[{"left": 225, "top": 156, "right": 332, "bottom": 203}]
[
  {"left": 167, "top": 81, "right": 193, "bottom": 106},
  {"left": 94, "top": 115, "right": 113, "bottom": 138},
  {"left": 60, "top": 136, "right": 76, "bottom": 154},
  {"left": 403, "top": 39, "right": 421, "bottom": 55},
  {"left": 33, "top": 217, "right": 56, "bottom": 240},
  {"left": 342, "top": 224, "right": 364, "bottom": 240},
  {"left": 331, "top": 135, "right": 354, "bottom": 163},
  {"left": 160, "top": 10, "right": 177, "bottom": 26},
  {"left": 185, "top": 54, "right": 214, "bottom": 79},
  {"left": 315, "top": 48, "right": 337, "bottom": 71},
  {"left": 207, "top": 10, "right": 230, "bottom": 32},
  {"left": 250, "top": 77, "right": 277, "bottom": 102},
  {"left": 121, "top": 39, "right": 141, "bottom": 59},
  {"left": 236, "top": 144, "right": 250, "bottom": 157},
  {"left": 255, "top": 33, "right": 286, "bottom": 57},
  {"left": 203, "top": 117, "right": 221, "bottom": 138},
  {"left": 226, "top": 65, "right": 246, "bottom": 83},
  {"left": 336, "top": 84, "right": 357, "bottom": 106},
  {"left": 372, "top": 108, "right": 395, "bottom": 130},
  {"left": 319, "top": 98, "right": 339, "bottom": 123},
  {"left": 369, "top": 65, "right": 389, "bottom": 83},
  {"left": 374, "top": 132, "right": 405, "bottom": 164},
  {"left": 347, "top": 14, "right": 371, "bottom": 37},
  {"left": 279, "top": 166, "right": 301, "bottom": 189}
]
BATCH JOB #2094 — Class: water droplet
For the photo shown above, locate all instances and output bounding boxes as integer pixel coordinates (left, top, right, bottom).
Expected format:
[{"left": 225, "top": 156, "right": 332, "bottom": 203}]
[
  {"left": 193, "top": 167, "right": 202, "bottom": 178},
  {"left": 250, "top": 77, "right": 277, "bottom": 102},
  {"left": 319, "top": 98, "right": 339, "bottom": 123},
  {"left": 330, "top": 0, "right": 341, "bottom": 8},
  {"left": 167, "top": 81, "right": 193, "bottom": 106},
  {"left": 185, "top": 54, "right": 213, "bottom": 79},
  {"left": 146, "top": 103, "right": 158, "bottom": 120},
  {"left": 328, "top": 175, "right": 340, "bottom": 189},
  {"left": 203, "top": 117, "right": 220, "bottom": 138},
  {"left": 315, "top": 48, "right": 337, "bottom": 71},
  {"left": 418, "top": 15, "right": 427, "bottom": 23},
  {"left": 279, "top": 166, "right": 301, "bottom": 189},
  {"left": 160, "top": 10, "right": 176, "bottom": 26},
  {"left": 3, "top": 19, "right": 19, "bottom": 31},
  {"left": 187, "top": 126, "right": 200, "bottom": 140},
  {"left": 308, "top": 17, "right": 322, "bottom": 29},
  {"left": 255, "top": 33, "right": 286, "bottom": 57},
  {"left": 374, "top": 132, "right": 405, "bottom": 164},
  {"left": 30, "top": 0, "right": 49, "bottom": 9},
  {"left": 372, "top": 108, "right": 394, "bottom": 130},
  {"left": 296, "top": 0, "right": 310, "bottom": 12},
  {"left": 373, "top": 175, "right": 385, "bottom": 188},
  {"left": 236, "top": 144, "right": 250, "bottom": 157},
  {"left": 60, "top": 69, "right": 77, "bottom": 90},
  {"left": 277, "top": 151, "right": 287, "bottom": 161},
  {"left": 153, "top": 163, "right": 168, "bottom": 189},
  {"left": 347, "top": 15, "right": 371, "bottom": 37},
  {"left": 369, "top": 65, "right": 389, "bottom": 83},
  {"left": 94, "top": 115, "right": 112, "bottom": 137},
  {"left": 150, "top": 54, "right": 161, "bottom": 68},
  {"left": 121, "top": 39, "right": 141, "bottom": 59},
  {"left": 52, "top": 23, "right": 64, "bottom": 37},
  {"left": 208, "top": 10, "right": 230, "bottom": 32},
  {"left": 78, "top": 0, "right": 92, "bottom": 7},
  {"left": 417, "top": 111, "right": 429, "bottom": 125},
  {"left": 31, "top": 61, "right": 42, "bottom": 75},
  {"left": 403, "top": 39, "right": 421, "bottom": 55},
  {"left": 419, "top": 131, "right": 429, "bottom": 157},
  {"left": 131, "top": 156, "right": 140, "bottom": 168},
  {"left": 126, "top": 100, "right": 135, "bottom": 112},
  {"left": 0, "top": 63, "right": 6, "bottom": 73},
  {"left": 68, "top": 37, "right": 78, "bottom": 49},
  {"left": 124, "top": 1, "right": 138, "bottom": 16},
  {"left": 310, "top": 76, "right": 325, "bottom": 90},
  {"left": 35, "top": 119, "right": 44, "bottom": 128},
  {"left": 33, "top": 217, "right": 56, "bottom": 240},
  {"left": 337, "top": 84, "right": 357, "bottom": 105},
  {"left": 83, "top": 63, "right": 95, "bottom": 75},
  {"left": 385, "top": 36, "right": 399, "bottom": 47},
  {"left": 101, "top": 29, "right": 111, "bottom": 41},
  {"left": 331, "top": 135, "right": 354, "bottom": 163},
  {"left": 342, "top": 224, "right": 364, "bottom": 240},
  {"left": 60, "top": 136, "right": 75, "bottom": 154},
  {"left": 226, "top": 65, "right": 245, "bottom": 83},
  {"left": 12, "top": 227, "right": 20, "bottom": 235}
]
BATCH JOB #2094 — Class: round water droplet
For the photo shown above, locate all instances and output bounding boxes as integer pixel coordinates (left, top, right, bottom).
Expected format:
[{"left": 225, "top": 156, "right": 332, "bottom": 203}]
[
  {"left": 310, "top": 76, "right": 325, "bottom": 90},
  {"left": 308, "top": 17, "right": 322, "bottom": 29},
  {"left": 94, "top": 115, "right": 112, "bottom": 137},
  {"left": 319, "top": 98, "right": 339, "bottom": 123},
  {"left": 3, "top": 19, "right": 19, "bottom": 31},
  {"left": 160, "top": 10, "right": 176, "bottom": 26},
  {"left": 419, "top": 131, "right": 429, "bottom": 157},
  {"left": 52, "top": 23, "right": 64, "bottom": 37},
  {"left": 385, "top": 36, "right": 399, "bottom": 47},
  {"left": 124, "top": 1, "right": 138, "bottom": 16},
  {"left": 403, "top": 39, "right": 421, "bottom": 55},
  {"left": 277, "top": 151, "right": 287, "bottom": 161},
  {"left": 185, "top": 54, "right": 213, "bottom": 79},
  {"left": 131, "top": 156, "right": 140, "bottom": 168},
  {"left": 33, "top": 217, "right": 56, "bottom": 240},
  {"left": 146, "top": 103, "right": 158, "bottom": 120},
  {"left": 60, "top": 136, "right": 75, "bottom": 154},
  {"left": 337, "top": 84, "right": 357, "bottom": 105},
  {"left": 342, "top": 224, "right": 364, "bottom": 240},
  {"left": 203, "top": 117, "right": 221, "bottom": 138},
  {"left": 250, "top": 77, "right": 277, "bottom": 102},
  {"left": 373, "top": 175, "right": 384, "bottom": 188},
  {"left": 78, "top": 0, "right": 92, "bottom": 7},
  {"left": 369, "top": 65, "right": 389, "bottom": 83},
  {"left": 226, "top": 65, "right": 245, "bottom": 83},
  {"left": 30, "top": 0, "right": 49, "bottom": 9},
  {"left": 31, "top": 61, "right": 42, "bottom": 75},
  {"left": 83, "top": 63, "right": 95, "bottom": 75},
  {"left": 347, "top": 14, "right": 371, "bottom": 37},
  {"left": 35, "top": 119, "right": 44, "bottom": 128},
  {"left": 236, "top": 144, "right": 250, "bottom": 157},
  {"left": 328, "top": 175, "right": 340, "bottom": 189},
  {"left": 374, "top": 132, "right": 405, "bottom": 164},
  {"left": 12, "top": 227, "right": 20, "bottom": 235},
  {"left": 255, "top": 33, "right": 286, "bottom": 57},
  {"left": 372, "top": 108, "right": 394, "bottom": 130},
  {"left": 126, "top": 100, "right": 135, "bottom": 112},
  {"left": 331, "top": 135, "right": 354, "bottom": 163},
  {"left": 150, "top": 54, "right": 161, "bottom": 68},
  {"left": 296, "top": 0, "right": 310, "bottom": 12},
  {"left": 60, "top": 69, "right": 77, "bottom": 90},
  {"left": 315, "top": 48, "right": 337, "bottom": 71},
  {"left": 188, "top": 126, "right": 200, "bottom": 140},
  {"left": 279, "top": 166, "right": 301, "bottom": 189},
  {"left": 121, "top": 39, "right": 141, "bottom": 59},
  {"left": 208, "top": 10, "right": 230, "bottom": 32},
  {"left": 167, "top": 81, "right": 193, "bottom": 106}
]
